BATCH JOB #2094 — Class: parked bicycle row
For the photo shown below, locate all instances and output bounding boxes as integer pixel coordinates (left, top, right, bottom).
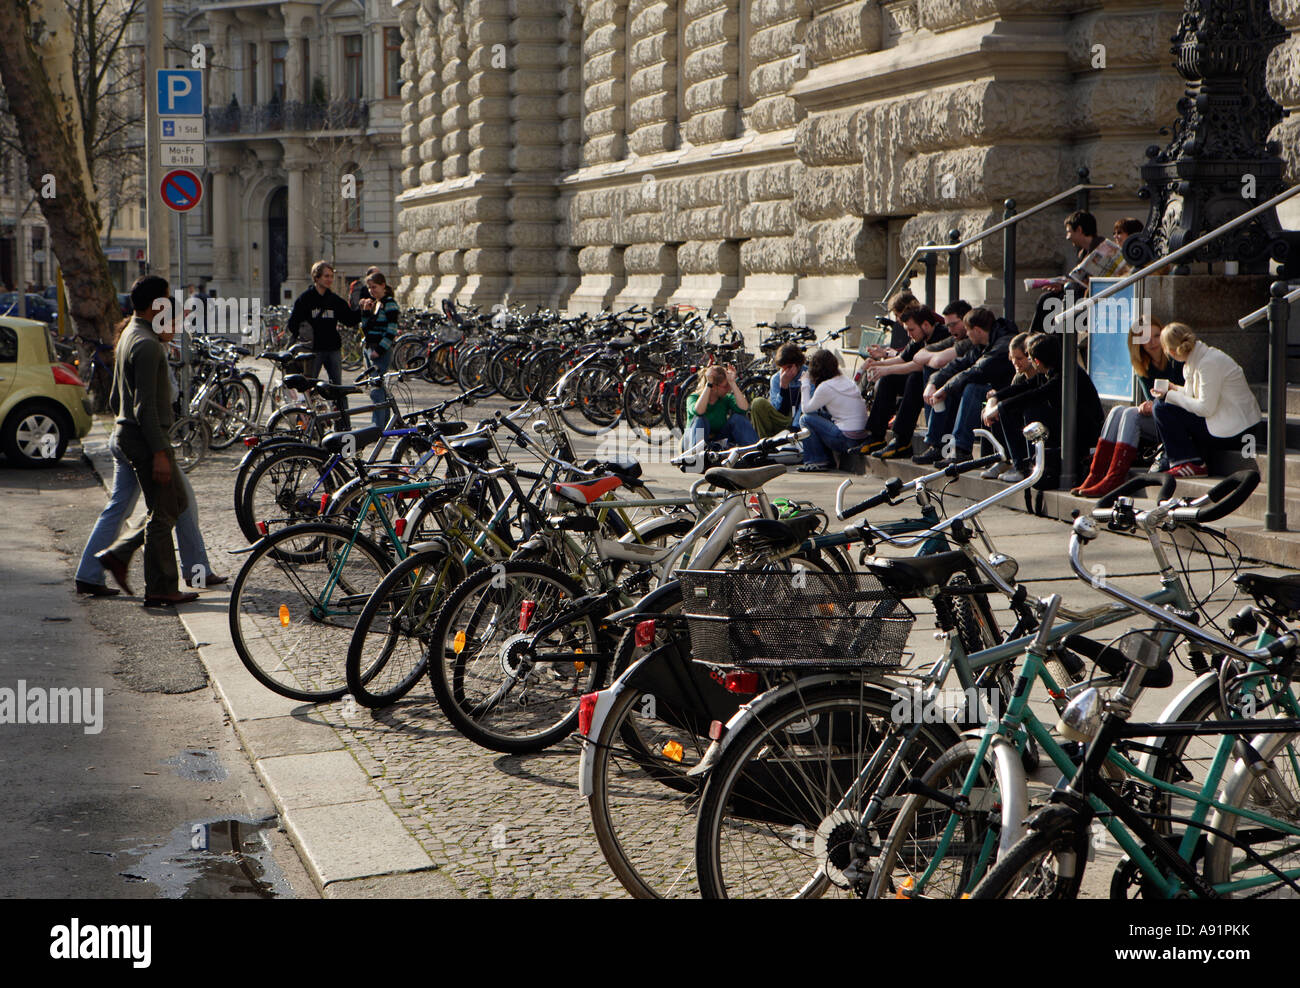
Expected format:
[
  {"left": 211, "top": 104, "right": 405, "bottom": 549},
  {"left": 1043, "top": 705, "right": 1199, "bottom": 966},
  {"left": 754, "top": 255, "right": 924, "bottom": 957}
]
[{"left": 218, "top": 353, "right": 1300, "bottom": 899}]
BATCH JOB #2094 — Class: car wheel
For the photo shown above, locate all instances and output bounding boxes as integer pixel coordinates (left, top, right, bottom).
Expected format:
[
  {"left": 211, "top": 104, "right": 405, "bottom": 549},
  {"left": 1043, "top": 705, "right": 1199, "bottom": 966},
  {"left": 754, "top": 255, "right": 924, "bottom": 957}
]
[{"left": 1, "top": 401, "right": 70, "bottom": 467}]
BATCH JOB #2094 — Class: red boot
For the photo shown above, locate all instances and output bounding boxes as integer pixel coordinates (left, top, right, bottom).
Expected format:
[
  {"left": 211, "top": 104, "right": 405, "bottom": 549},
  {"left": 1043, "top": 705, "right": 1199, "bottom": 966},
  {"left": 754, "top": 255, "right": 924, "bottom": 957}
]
[
  {"left": 1070, "top": 438, "right": 1115, "bottom": 496},
  {"left": 1079, "top": 442, "right": 1137, "bottom": 498}
]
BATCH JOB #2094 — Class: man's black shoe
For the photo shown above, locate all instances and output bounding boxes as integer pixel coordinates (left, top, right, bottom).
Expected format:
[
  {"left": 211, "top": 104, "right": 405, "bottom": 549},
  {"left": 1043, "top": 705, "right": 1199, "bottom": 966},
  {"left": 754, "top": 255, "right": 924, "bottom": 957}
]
[
  {"left": 936, "top": 448, "right": 973, "bottom": 469},
  {"left": 912, "top": 446, "right": 941, "bottom": 465},
  {"left": 876, "top": 440, "right": 913, "bottom": 460}
]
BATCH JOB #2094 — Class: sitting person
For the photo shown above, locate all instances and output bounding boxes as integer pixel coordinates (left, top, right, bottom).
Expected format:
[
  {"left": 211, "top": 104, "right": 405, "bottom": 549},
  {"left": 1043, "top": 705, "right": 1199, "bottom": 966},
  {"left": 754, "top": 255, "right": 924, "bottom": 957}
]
[
  {"left": 862, "top": 290, "right": 920, "bottom": 362},
  {"left": 979, "top": 331, "right": 1040, "bottom": 478},
  {"left": 859, "top": 303, "right": 954, "bottom": 457},
  {"left": 1028, "top": 210, "right": 1105, "bottom": 336},
  {"left": 798, "top": 348, "right": 869, "bottom": 472},
  {"left": 919, "top": 306, "right": 1017, "bottom": 466},
  {"left": 1071, "top": 319, "right": 1182, "bottom": 496},
  {"left": 682, "top": 364, "right": 757, "bottom": 453},
  {"left": 1113, "top": 216, "right": 1143, "bottom": 246},
  {"left": 1150, "top": 323, "right": 1263, "bottom": 478},
  {"left": 993, "top": 331, "right": 1103, "bottom": 486},
  {"left": 749, "top": 343, "right": 804, "bottom": 439}
]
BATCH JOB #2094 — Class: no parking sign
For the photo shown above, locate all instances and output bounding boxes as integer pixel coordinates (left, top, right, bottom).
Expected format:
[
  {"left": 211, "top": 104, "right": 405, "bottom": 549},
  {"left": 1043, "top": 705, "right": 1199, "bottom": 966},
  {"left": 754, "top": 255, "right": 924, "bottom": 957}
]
[{"left": 160, "top": 169, "right": 203, "bottom": 213}]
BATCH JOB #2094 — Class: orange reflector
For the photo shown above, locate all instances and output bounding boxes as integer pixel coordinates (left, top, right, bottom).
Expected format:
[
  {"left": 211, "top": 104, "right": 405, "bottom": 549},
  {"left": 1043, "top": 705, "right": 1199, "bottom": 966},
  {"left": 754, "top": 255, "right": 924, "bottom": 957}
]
[
  {"left": 662, "top": 740, "right": 684, "bottom": 763},
  {"left": 278, "top": 604, "right": 290, "bottom": 627},
  {"left": 960, "top": 893, "right": 971, "bottom": 899},
  {"left": 578, "top": 692, "right": 598, "bottom": 736},
  {"left": 724, "top": 671, "right": 759, "bottom": 694},
  {"left": 574, "top": 661, "right": 584, "bottom": 673},
  {"left": 895, "top": 877, "right": 915, "bottom": 900},
  {"left": 453, "top": 630, "right": 467, "bottom": 654},
  {"left": 433, "top": 442, "right": 448, "bottom": 456},
  {"left": 634, "top": 619, "right": 655, "bottom": 647},
  {"left": 817, "top": 603, "right": 836, "bottom": 616}
]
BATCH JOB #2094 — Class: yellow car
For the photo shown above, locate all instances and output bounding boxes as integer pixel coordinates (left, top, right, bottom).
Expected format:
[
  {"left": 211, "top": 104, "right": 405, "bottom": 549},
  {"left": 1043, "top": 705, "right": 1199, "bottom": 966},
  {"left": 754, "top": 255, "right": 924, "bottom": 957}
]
[{"left": 0, "top": 316, "right": 94, "bottom": 466}]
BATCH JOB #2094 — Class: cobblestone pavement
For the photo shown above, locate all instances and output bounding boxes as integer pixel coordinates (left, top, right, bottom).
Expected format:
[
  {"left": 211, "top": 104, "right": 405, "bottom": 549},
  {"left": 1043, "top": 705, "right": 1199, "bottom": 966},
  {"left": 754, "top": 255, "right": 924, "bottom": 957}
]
[{"left": 94, "top": 370, "right": 1286, "bottom": 898}]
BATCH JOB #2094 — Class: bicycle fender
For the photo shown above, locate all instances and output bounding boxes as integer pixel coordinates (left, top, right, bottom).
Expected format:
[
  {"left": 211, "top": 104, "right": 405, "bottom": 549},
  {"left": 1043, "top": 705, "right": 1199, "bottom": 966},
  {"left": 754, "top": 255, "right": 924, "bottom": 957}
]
[
  {"left": 1134, "top": 670, "right": 1218, "bottom": 779},
  {"left": 604, "top": 579, "right": 683, "bottom": 626},
  {"left": 577, "top": 681, "right": 629, "bottom": 798},
  {"left": 960, "top": 729, "right": 1031, "bottom": 854}
]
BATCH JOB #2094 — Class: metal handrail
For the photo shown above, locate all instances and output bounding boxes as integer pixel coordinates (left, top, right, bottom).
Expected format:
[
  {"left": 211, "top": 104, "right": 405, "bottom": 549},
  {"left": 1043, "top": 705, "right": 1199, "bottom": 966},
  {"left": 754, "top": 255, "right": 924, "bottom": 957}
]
[
  {"left": 1051, "top": 182, "right": 1300, "bottom": 327},
  {"left": 1240, "top": 282, "right": 1300, "bottom": 328},
  {"left": 879, "top": 181, "right": 1114, "bottom": 307}
]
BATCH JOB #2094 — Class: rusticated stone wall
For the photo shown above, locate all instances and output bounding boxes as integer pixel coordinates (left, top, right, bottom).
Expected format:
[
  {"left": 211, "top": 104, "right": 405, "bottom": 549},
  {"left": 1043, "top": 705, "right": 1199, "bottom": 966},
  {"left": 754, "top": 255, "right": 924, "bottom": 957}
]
[{"left": 395, "top": 0, "right": 1300, "bottom": 334}]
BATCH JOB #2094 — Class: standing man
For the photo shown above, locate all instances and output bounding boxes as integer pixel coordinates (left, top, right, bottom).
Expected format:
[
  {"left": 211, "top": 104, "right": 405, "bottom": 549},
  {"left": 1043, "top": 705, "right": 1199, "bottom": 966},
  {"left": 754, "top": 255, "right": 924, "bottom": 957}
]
[
  {"left": 96, "top": 275, "right": 198, "bottom": 606},
  {"left": 286, "top": 260, "right": 362, "bottom": 426}
]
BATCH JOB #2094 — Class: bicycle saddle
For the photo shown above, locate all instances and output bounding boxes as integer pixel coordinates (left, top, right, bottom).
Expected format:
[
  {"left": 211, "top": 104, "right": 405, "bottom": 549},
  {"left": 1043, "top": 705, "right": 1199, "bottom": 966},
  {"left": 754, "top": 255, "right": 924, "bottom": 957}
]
[
  {"left": 282, "top": 374, "right": 318, "bottom": 391},
  {"left": 703, "top": 464, "right": 786, "bottom": 492},
  {"left": 734, "top": 514, "right": 822, "bottom": 553},
  {"left": 1063, "top": 634, "right": 1173, "bottom": 689},
  {"left": 428, "top": 420, "right": 468, "bottom": 436},
  {"left": 315, "top": 382, "right": 363, "bottom": 400},
  {"left": 262, "top": 350, "right": 301, "bottom": 363},
  {"left": 321, "top": 425, "right": 384, "bottom": 454},
  {"left": 450, "top": 436, "right": 493, "bottom": 459},
  {"left": 553, "top": 475, "right": 623, "bottom": 505},
  {"left": 862, "top": 550, "right": 976, "bottom": 597},
  {"left": 582, "top": 458, "right": 642, "bottom": 481},
  {"left": 1234, "top": 572, "right": 1300, "bottom": 617}
]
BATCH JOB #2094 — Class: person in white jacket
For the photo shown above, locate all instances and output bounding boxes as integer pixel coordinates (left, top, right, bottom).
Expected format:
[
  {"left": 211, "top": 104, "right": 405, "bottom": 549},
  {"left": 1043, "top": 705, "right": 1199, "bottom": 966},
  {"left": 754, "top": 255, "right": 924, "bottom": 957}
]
[
  {"left": 1150, "top": 322, "right": 1263, "bottom": 478},
  {"left": 798, "top": 348, "right": 869, "bottom": 471}
]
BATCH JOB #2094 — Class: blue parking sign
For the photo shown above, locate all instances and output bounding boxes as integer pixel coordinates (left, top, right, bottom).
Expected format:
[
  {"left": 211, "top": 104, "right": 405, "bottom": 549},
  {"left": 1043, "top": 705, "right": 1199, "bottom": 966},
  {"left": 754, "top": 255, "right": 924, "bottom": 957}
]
[{"left": 157, "top": 70, "right": 203, "bottom": 116}]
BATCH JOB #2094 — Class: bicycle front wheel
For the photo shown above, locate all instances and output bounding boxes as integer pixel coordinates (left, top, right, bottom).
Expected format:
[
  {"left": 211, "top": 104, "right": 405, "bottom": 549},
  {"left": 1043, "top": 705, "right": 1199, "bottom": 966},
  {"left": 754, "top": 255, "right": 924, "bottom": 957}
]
[
  {"left": 427, "top": 561, "right": 606, "bottom": 753},
  {"left": 229, "top": 523, "right": 394, "bottom": 702},
  {"left": 694, "top": 678, "right": 957, "bottom": 898},
  {"left": 345, "top": 546, "right": 467, "bottom": 707},
  {"left": 970, "top": 823, "right": 1088, "bottom": 899}
]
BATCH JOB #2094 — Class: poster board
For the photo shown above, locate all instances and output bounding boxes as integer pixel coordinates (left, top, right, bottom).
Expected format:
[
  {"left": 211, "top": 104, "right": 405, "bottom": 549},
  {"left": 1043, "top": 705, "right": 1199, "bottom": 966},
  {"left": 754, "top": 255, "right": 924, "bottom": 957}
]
[{"left": 1087, "top": 277, "right": 1143, "bottom": 402}]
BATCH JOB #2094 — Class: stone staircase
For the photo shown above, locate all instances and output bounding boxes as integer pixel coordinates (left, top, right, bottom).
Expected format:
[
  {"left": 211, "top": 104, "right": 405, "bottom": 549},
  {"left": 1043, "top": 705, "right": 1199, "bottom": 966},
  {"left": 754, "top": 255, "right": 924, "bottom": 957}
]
[{"left": 854, "top": 383, "right": 1300, "bottom": 569}]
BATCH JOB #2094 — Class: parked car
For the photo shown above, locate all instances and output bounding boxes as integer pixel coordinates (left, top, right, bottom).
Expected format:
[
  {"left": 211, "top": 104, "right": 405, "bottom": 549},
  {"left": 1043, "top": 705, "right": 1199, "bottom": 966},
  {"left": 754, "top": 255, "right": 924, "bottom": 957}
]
[
  {"left": 0, "top": 315, "right": 93, "bottom": 466},
  {"left": 0, "top": 292, "right": 58, "bottom": 326}
]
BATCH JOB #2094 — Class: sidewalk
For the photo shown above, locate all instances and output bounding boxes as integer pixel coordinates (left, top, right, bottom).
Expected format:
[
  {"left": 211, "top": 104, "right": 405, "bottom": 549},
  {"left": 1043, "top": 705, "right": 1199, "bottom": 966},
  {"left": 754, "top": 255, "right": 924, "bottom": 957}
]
[{"left": 79, "top": 403, "right": 1295, "bottom": 898}]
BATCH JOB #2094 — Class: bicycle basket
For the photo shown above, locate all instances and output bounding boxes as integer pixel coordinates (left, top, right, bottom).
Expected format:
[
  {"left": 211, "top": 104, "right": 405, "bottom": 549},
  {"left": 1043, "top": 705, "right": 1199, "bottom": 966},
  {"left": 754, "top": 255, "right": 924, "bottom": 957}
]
[{"left": 680, "top": 569, "right": 913, "bottom": 669}]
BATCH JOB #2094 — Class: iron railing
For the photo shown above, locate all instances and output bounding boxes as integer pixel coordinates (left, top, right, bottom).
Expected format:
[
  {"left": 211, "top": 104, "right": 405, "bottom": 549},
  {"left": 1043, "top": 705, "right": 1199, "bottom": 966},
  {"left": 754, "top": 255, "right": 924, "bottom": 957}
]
[
  {"left": 880, "top": 168, "right": 1113, "bottom": 323},
  {"left": 206, "top": 99, "right": 369, "bottom": 135},
  {"left": 1051, "top": 182, "right": 1300, "bottom": 507}
]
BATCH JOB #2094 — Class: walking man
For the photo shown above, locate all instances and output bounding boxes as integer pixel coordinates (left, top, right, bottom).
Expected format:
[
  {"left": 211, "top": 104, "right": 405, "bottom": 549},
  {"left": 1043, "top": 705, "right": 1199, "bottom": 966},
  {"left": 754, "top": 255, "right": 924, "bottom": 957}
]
[
  {"left": 96, "top": 275, "right": 198, "bottom": 606},
  {"left": 287, "top": 260, "right": 362, "bottom": 425}
]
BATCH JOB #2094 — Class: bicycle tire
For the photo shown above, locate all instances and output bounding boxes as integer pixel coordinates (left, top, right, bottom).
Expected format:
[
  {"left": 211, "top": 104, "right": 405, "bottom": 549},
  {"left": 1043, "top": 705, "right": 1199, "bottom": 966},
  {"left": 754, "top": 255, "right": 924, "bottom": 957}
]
[
  {"left": 208, "top": 378, "right": 257, "bottom": 450},
  {"left": 238, "top": 444, "right": 340, "bottom": 543},
  {"left": 969, "top": 821, "right": 1088, "bottom": 899},
  {"left": 228, "top": 523, "right": 394, "bottom": 702},
  {"left": 456, "top": 345, "right": 494, "bottom": 394},
  {"left": 621, "top": 368, "right": 665, "bottom": 433},
  {"left": 345, "top": 546, "right": 468, "bottom": 707},
  {"left": 169, "top": 416, "right": 209, "bottom": 472},
  {"left": 341, "top": 330, "right": 364, "bottom": 372},
  {"left": 390, "top": 334, "right": 430, "bottom": 374},
  {"left": 694, "top": 679, "right": 959, "bottom": 898},
  {"left": 240, "top": 371, "right": 265, "bottom": 423},
  {"left": 427, "top": 561, "right": 606, "bottom": 753}
]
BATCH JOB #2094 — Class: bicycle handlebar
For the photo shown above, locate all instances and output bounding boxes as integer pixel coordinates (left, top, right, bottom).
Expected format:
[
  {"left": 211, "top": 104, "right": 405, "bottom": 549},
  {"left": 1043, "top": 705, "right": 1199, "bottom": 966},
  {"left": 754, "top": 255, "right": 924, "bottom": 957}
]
[
  {"left": 1171, "top": 469, "right": 1259, "bottom": 525},
  {"left": 1094, "top": 472, "right": 1177, "bottom": 510}
]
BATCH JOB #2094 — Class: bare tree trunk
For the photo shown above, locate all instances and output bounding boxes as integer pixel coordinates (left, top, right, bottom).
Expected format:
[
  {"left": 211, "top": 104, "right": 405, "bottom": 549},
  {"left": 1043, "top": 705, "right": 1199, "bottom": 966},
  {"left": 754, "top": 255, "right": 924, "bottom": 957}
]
[{"left": 0, "top": 0, "right": 121, "bottom": 344}]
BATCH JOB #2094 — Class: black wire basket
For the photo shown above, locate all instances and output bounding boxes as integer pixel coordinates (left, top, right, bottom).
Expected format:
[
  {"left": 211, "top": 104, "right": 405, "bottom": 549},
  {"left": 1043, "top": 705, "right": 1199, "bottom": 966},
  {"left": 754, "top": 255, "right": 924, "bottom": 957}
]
[{"left": 680, "top": 569, "right": 914, "bottom": 669}]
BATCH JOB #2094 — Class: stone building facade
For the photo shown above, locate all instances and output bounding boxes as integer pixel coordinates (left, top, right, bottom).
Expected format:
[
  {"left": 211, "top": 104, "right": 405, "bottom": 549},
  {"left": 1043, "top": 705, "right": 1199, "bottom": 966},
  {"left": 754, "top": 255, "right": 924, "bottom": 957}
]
[
  {"left": 393, "top": 0, "right": 1300, "bottom": 334},
  {"left": 177, "top": 0, "right": 405, "bottom": 304}
]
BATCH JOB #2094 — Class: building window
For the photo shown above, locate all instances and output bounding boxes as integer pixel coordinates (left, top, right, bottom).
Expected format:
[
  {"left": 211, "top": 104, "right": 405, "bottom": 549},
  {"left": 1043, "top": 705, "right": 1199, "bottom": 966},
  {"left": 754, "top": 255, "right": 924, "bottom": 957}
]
[
  {"left": 271, "top": 41, "right": 287, "bottom": 102},
  {"left": 247, "top": 43, "right": 258, "bottom": 103},
  {"left": 343, "top": 35, "right": 363, "bottom": 101},
  {"left": 302, "top": 40, "right": 311, "bottom": 101},
  {"left": 344, "top": 164, "right": 363, "bottom": 232},
  {"left": 384, "top": 27, "right": 402, "bottom": 99}
]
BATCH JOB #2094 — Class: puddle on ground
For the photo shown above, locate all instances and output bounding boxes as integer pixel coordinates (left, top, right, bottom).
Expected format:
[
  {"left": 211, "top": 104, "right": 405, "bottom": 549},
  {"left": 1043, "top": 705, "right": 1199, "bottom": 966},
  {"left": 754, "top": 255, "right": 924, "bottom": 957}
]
[
  {"left": 161, "top": 749, "right": 228, "bottom": 783},
  {"left": 116, "top": 817, "right": 290, "bottom": 898}
]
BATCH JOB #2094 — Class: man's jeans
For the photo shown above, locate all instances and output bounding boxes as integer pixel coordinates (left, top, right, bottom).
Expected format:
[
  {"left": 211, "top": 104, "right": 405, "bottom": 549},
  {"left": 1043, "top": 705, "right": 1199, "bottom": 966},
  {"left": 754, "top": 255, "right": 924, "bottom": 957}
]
[
  {"left": 683, "top": 412, "right": 758, "bottom": 453},
  {"left": 76, "top": 432, "right": 210, "bottom": 591},
  {"left": 801, "top": 410, "right": 858, "bottom": 465},
  {"left": 926, "top": 382, "right": 985, "bottom": 454},
  {"left": 309, "top": 348, "right": 350, "bottom": 429}
]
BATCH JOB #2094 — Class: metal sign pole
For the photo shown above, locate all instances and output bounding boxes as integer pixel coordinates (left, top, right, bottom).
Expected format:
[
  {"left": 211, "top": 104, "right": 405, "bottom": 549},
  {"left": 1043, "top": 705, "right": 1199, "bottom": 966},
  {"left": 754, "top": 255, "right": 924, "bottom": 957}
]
[{"left": 178, "top": 210, "right": 191, "bottom": 409}]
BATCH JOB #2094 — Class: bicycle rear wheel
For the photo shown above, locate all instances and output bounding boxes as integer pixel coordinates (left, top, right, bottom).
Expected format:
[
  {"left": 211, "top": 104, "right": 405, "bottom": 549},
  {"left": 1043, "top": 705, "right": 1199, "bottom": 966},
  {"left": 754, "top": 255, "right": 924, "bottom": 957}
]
[
  {"left": 228, "top": 523, "right": 393, "bottom": 702},
  {"left": 427, "top": 561, "right": 606, "bottom": 753},
  {"left": 693, "top": 678, "right": 957, "bottom": 898}
]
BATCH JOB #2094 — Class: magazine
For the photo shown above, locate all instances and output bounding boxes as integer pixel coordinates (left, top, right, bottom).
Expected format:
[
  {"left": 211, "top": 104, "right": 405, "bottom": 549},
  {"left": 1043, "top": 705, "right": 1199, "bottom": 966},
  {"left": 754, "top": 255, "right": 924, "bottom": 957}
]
[{"left": 1023, "top": 238, "right": 1131, "bottom": 291}]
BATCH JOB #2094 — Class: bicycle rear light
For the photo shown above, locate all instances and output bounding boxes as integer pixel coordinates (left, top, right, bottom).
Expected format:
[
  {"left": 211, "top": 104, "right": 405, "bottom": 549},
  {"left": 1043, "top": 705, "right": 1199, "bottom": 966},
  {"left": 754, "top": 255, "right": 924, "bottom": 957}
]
[
  {"left": 519, "top": 599, "right": 537, "bottom": 632},
  {"left": 578, "top": 692, "right": 598, "bottom": 737},
  {"left": 278, "top": 604, "right": 290, "bottom": 627},
  {"left": 724, "top": 671, "right": 759, "bottom": 694},
  {"left": 393, "top": 518, "right": 407, "bottom": 538},
  {"left": 320, "top": 493, "right": 331, "bottom": 514},
  {"left": 256, "top": 521, "right": 269, "bottom": 536},
  {"left": 634, "top": 619, "right": 655, "bottom": 647}
]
